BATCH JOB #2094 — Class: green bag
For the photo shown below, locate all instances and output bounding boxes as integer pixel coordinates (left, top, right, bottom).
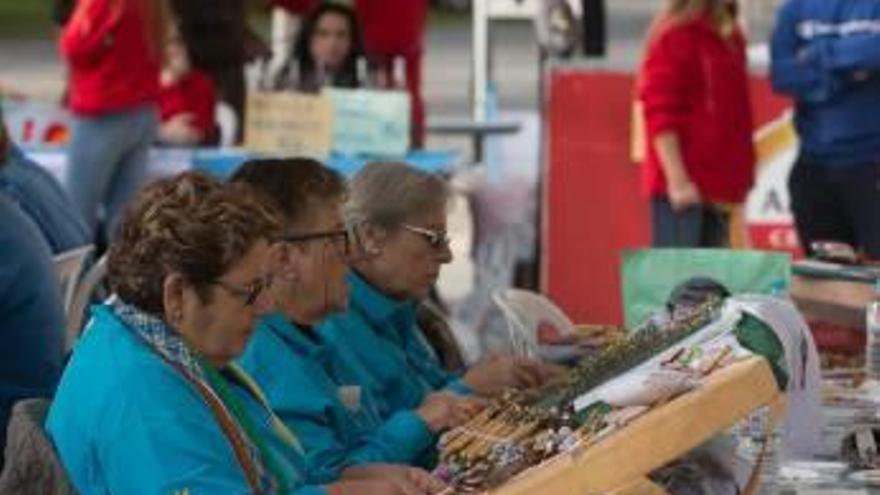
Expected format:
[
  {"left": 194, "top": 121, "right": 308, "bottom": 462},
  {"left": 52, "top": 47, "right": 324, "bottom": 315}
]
[{"left": 621, "top": 248, "right": 791, "bottom": 328}]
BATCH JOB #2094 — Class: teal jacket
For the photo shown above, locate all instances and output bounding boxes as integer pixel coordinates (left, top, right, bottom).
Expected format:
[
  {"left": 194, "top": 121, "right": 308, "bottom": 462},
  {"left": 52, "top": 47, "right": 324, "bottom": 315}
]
[
  {"left": 46, "top": 305, "right": 325, "bottom": 495},
  {"left": 238, "top": 313, "right": 436, "bottom": 483},
  {"left": 318, "top": 273, "right": 471, "bottom": 420}
]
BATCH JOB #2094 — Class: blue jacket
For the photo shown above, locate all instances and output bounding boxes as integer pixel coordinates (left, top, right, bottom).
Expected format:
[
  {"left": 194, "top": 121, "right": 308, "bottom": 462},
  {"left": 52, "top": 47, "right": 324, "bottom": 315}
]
[
  {"left": 238, "top": 313, "right": 436, "bottom": 482},
  {"left": 771, "top": 0, "right": 880, "bottom": 165},
  {"left": 0, "top": 195, "right": 64, "bottom": 466},
  {"left": 0, "top": 146, "right": 90, "bottom": 253},
  {"left": 318, "top": 273, "right": 470, "bottom": 420},
  {"left": 47, "top": 305, "right": 326, "bottom": 495}
]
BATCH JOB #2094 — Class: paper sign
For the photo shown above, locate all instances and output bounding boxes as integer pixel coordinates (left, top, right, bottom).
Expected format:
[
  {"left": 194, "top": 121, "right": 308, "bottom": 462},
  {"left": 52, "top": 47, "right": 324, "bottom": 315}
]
[
  {"left": 244, "top": 91, "right": 333, "bottom": 156},
  {"left": 326, "top": 88, "right": 410, "bottom": 158}
]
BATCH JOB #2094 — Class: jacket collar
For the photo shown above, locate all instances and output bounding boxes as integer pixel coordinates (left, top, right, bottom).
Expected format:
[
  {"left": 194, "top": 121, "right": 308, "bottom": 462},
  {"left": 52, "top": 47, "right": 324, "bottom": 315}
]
[
  {"left": 261, "top": 312, "right": 328, "bottom": 361},
  {"left": 347, "top": 271, "right": 416, "bottom": 331}
]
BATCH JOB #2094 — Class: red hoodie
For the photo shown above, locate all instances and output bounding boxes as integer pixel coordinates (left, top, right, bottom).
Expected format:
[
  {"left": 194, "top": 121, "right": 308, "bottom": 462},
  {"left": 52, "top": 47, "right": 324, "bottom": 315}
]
[
  {"left": 60, "top": 0, "right": 160, "bottom": 116},
  {"left": 354, "top": 0, "right": 427, "bottom": 56},
  {"left": 269, "top": 0, "right": 319, "bottom": 15},
  {"left": 638, "top": 16, "right": 755, "bottom": 204}
]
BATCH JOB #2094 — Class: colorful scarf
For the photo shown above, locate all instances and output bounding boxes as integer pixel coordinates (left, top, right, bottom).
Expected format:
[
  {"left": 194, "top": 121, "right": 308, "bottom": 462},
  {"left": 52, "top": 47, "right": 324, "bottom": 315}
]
[{"left": 111, "top": 300, "right": 297, "bottom": 493}]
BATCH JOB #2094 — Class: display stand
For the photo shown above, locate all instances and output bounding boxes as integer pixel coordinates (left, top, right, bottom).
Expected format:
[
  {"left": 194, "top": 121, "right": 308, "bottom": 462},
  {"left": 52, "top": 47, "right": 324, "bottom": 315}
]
[{"left": 490, "top": 357, "right": 783, "bottom": 495}]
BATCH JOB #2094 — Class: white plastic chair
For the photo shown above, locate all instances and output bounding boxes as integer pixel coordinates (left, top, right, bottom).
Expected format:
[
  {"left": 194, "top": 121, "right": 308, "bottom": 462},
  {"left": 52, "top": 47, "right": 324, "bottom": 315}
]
[
  {"left": 63, "top": 254, "right": 108, "bottom": 351},
  {"left": 491, "top": 288, "right": 582, "bottom": 362},
  {"left": 52, "top": 245, "right": 94, "bottom": 315}
]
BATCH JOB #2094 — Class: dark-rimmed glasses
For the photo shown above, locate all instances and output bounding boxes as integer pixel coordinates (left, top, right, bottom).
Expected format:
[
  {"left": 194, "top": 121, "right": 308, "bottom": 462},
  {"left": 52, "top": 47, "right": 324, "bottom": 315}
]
[{"left": 211, "top": 274, "right": 273, "bottom": 306}]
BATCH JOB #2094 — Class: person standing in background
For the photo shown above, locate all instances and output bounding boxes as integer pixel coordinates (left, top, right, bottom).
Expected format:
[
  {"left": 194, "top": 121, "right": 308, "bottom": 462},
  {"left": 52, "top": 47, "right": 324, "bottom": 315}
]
[
  {"left": 60, "top": 0, "right": 170, "bottom": 240},
  {"left": 170, "top": 0, "right": 269, "bottom": 143},
  {"left": 354, "top": 0, "right": 428, "bottom": 149},
  {"left": 770, "top": 0, "right": 880, "bottom": 259},
  {"left": 637, "top": 0, "right": 755, "bottom": 247}
]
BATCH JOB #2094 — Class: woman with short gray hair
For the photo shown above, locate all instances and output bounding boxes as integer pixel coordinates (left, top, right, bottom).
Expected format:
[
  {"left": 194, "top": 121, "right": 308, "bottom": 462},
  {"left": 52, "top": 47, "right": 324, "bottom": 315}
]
[{"left": 320, "top": 162, "right": 558, "bottom": 421}]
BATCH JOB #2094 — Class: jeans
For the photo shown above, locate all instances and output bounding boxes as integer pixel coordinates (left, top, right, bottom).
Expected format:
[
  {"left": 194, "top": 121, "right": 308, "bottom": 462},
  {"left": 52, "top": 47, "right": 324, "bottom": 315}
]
[
  {"left": 65, "top": 104, "right": 157, "bottom": 240},
  {"left": 651, "top": 198, "right": 730, "bottom": 248}
]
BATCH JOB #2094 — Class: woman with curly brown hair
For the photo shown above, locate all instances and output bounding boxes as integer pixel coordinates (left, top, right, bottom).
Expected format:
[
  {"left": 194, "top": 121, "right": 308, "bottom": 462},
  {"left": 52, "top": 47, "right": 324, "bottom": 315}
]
[{"left": 46, "top": 172, "right": 430, "bottom": 495}]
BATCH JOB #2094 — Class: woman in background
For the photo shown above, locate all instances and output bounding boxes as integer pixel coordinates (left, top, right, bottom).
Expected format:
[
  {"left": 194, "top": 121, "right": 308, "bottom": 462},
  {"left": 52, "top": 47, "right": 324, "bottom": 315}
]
[
  {"left": 284, "top": 3, "right": 364, "bottom": 92},
  {"left": 60, "top": 0, "right": 170, "bottom": 240},
  {"left": 637, "top": 0, "right": 755, "bottom": 247}
]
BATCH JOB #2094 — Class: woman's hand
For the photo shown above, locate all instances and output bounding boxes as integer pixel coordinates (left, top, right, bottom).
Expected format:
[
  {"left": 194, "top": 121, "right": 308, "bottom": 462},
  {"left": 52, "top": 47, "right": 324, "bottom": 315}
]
[
  {"left": 463, "top": 353, "right": 562, "bottom": 397},
  {"left": 338, "top": 464, "right": 449, "bottom": 494},
  {"left": 667, "top": 177, "right": 701, "bottom": 211},
  {"left": 416, "top": 392, "right": 486, "bottom": 433}
]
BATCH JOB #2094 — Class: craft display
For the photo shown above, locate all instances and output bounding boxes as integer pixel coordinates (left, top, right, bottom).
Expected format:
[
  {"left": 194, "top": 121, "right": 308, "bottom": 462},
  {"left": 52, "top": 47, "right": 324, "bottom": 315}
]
[{"left": 434, "top": 298, "right": 746, "bottom": 493}]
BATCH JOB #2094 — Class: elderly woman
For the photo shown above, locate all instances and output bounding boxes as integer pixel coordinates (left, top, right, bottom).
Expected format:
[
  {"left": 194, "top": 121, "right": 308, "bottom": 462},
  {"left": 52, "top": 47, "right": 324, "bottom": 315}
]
[
  {"left": 233, "top": 158, "right": 474, "bottom": 485},
  {"left": 46, "top": 173, "right": 428, "bottom": 495},
  {"left": 319, "top": 162, "right": 556, "bottom": 420}
]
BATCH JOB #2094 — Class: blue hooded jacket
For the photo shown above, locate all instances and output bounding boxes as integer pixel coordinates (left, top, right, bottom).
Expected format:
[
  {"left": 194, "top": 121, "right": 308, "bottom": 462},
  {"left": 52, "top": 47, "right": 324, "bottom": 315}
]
[
  {"left": 771, "top": 0, "right": 880, "bottom": 165},
  {"left": 47, "top": 305, "right": 325, "bottom": 495},
  {"left": 238, "top": 313, "right": 437, "bottom": 483},
  {"left": 318, "top": 272, "right": 471, "bottom": 420}
]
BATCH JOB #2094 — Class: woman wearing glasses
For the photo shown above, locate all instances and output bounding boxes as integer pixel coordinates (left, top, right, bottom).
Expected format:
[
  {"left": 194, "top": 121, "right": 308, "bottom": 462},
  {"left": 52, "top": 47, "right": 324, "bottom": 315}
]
[
  {"left": 319, "top": 162, "right": 559, "bottom": 421},
  {"left": 46, "top": 173, "right": 426, "bottom": 495},
  {"left": 232, "top": 158, "right": 472, "bottom": 488}
]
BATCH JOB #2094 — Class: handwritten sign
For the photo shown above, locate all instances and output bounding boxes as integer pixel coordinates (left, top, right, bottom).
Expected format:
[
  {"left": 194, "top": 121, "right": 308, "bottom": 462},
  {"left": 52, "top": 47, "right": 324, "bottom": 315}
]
[
  {"left": 326, "top": 88, "right": 410, "bottom": 157},
  {"left": 244, "top": 91, "right": 333, "bottom": 156}
]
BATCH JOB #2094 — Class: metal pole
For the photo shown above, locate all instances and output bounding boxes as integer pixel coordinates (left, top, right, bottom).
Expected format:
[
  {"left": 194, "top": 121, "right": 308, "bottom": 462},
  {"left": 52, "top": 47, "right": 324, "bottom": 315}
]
[{"left": 472, "top": 0, "right": 488, "bottom": 123}]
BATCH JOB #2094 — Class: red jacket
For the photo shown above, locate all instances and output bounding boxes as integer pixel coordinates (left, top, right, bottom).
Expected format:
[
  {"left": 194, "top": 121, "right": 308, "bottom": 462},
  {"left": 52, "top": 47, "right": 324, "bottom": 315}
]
[
  {"left": 638, "top": 16, "right": 755, "bottom": 204},
  {"left": 354, "top": 0, "right": 427, "bottom": 55},
  {"left": 60, "top": 0, "right": 160, "bottom": 116},
  {"left": 159, "top": 70, "right": 217, "bottom": 144},
  {"left": 269, "top": 0, "right": 318, "bottom": 15}
]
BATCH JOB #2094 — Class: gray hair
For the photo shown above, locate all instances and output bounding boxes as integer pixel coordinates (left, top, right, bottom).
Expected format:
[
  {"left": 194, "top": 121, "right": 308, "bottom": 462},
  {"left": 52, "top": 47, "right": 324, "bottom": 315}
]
[{"left": 345, "top": 162, "right": 449, "bottom": 228}]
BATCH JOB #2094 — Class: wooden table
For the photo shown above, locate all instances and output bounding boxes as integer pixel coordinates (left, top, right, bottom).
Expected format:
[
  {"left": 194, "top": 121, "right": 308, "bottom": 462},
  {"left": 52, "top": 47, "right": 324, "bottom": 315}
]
[{"left": 491, "top": 357, "right": 782, "bottom": 495}]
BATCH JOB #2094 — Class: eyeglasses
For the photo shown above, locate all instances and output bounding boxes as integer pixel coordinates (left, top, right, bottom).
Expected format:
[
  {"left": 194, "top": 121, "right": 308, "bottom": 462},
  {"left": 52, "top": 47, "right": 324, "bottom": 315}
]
[
  {"left": 401, "top": 224, "right": 450, "bottom": 249},
  {"left": 211, "top": 274, "right": 273, "bottom": 306},
  {"left": 276, "top": 228, "right": 358, "bottom": 258}
]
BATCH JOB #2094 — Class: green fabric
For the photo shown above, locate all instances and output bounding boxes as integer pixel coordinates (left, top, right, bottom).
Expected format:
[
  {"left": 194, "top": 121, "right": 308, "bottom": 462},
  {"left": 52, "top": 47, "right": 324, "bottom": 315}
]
[
  {"left": 200, "top": 360, "right": 294, "bottom": 492},
  {"left": 734, "top": 313, "right": 788, "bottom": 390},
  {"left": 621, "top": 249, "right": 791, "bottom": 328}
]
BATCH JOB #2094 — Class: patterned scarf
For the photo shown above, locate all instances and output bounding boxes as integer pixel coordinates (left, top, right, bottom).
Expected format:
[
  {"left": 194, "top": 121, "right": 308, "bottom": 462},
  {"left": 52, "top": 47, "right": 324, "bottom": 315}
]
[{"left": 110, "top": 300, "right": 277, "bottom": 493}]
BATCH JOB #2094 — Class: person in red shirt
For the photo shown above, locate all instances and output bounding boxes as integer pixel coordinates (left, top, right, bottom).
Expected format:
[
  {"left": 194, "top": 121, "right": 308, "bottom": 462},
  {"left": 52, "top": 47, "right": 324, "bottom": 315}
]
[
  {"left": 355, "top": 0, "right": 428, "bottom": 149},
  {"left": 637, "top": 0, "right": 755, "bottom": 247},
  {"left": 59, "top": 0, "right": 170, "bottom": 239},
  {"left": 158, "top": 30, "right": 218, "bottom": 146}
]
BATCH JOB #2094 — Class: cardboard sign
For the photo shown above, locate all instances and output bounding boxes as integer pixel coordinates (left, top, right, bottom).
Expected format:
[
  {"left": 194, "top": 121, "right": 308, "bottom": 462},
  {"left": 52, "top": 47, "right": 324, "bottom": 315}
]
[
  {"left": 244, "top": 91, "right": 333, "bottom": 156},
  {"left": 326, "top": 88, "right": 410, "bottom": 157}
]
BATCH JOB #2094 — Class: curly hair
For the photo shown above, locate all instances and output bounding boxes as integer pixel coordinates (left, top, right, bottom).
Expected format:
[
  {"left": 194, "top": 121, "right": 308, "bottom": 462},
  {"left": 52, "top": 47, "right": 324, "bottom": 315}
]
[{"left": 108, "top": 172, "right": 280, "bottom": 315}]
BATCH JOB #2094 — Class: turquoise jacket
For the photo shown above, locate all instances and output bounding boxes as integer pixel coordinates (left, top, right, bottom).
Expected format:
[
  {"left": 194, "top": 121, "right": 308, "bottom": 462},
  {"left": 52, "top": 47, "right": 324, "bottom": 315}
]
[
  {"left": 318, "top": 273, "right": 471, "bottom": 420},
  {"left": 46, "top": 305, "right": 325, "bottom": 495},
  {"left": 238, "top": 313, "right": 436, "bottom": 483}
]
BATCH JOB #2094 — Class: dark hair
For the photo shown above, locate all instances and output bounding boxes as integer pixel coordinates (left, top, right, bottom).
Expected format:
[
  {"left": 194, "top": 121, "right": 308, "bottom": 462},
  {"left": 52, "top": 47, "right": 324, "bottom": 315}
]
[
  {"left": 293, "top": 3, "right": 363, "bottom": 91},
  {"left": 108, "top": 172, "right": 280, "bottom": 314},
  {"left": 229, "top": 158, "right": 346, "bottom": 229},
  {"left": 666, "top": 276, "right": 730, "bottom": 313}
]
